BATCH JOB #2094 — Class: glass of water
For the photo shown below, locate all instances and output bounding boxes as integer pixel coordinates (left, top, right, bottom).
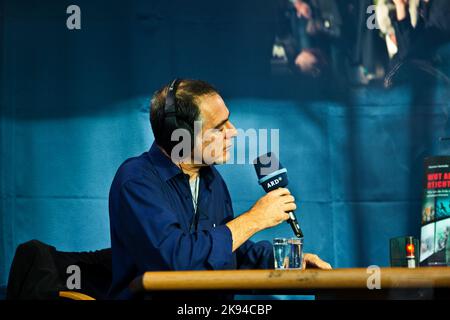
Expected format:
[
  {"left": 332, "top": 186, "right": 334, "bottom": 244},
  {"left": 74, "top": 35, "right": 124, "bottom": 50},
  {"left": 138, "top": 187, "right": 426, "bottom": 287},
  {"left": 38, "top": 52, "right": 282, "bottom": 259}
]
[
  {"left": 289, "top": 238, "right": 304, "bottom": 269},
  {"left": 273, "top": 238, "right": 290, "bottom": 269}
]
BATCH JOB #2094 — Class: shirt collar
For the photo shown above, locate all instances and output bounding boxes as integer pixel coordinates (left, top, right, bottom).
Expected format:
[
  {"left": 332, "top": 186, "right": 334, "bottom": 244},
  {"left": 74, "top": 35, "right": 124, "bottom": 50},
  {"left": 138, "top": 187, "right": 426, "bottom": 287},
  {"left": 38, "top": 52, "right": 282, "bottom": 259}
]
[
  {"left": 147, "top": 142, "right": 216, "bottom": 189},
  {"left": 147, "top": 142, "right": 183, "bottom": 182}
]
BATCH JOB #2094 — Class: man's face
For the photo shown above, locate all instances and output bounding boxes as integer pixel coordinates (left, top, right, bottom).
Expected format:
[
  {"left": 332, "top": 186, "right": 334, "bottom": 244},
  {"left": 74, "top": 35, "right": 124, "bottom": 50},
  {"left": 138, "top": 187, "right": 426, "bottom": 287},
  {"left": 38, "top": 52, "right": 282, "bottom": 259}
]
[{"left": 195, "top": 93, "right": 237, "bottom": 165}]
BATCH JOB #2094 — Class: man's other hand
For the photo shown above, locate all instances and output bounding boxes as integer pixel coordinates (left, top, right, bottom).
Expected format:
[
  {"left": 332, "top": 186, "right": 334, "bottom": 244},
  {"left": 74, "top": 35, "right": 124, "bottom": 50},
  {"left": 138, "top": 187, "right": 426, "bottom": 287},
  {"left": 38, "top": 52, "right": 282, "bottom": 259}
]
[{"left": 302, "top": 253, "right": 332, "bottom": 270}]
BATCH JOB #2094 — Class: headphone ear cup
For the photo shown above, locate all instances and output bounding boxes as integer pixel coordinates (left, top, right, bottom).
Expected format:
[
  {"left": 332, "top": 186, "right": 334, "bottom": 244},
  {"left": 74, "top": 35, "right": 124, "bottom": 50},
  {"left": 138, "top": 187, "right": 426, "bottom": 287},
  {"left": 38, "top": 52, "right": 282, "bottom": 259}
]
[
  {"left": 164, "top": 116, "right": 195, "bottom": 159},
  {"left": 176, "top": 117, "right": 195, "bottom": 151},
  {"left": 162, "top": 115, "right": 178, "bottom": 155}
]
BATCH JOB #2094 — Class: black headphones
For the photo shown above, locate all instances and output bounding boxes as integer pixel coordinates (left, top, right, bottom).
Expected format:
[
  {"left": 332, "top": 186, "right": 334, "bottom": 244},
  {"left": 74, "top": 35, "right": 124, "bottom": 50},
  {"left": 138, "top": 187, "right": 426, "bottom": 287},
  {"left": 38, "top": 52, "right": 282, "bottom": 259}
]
[{"left": 163, "top": 79, "right": 195, "bottom": 155}]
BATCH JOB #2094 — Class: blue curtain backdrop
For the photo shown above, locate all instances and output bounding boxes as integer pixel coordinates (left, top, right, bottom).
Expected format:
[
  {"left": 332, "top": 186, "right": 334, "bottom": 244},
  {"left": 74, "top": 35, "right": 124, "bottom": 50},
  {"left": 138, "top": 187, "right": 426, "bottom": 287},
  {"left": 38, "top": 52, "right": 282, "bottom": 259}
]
[{"left": 1, "top": 0, "right": 450, "bottom": 290}]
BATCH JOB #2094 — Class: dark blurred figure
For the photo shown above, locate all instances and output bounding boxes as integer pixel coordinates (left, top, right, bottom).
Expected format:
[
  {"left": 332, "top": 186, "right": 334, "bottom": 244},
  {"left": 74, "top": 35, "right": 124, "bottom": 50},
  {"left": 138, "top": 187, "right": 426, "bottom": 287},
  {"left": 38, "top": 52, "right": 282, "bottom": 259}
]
[
  {"left": 293, "top": 0, "right": 342, "bottom": 77},
  {"left": 392, "top": 0, "right": 450, "bottom": 61},
  {"left": 384, "top": 0, "right": 450, "bottom": 87},
  {"left": 272, "top": 0, "right": 387, "bottom": 86},
  {"left": 272, "top": 0, "right": 343, "bottom": 78},
  {"left": 349, "top": 0, "right": 389, "bottom": 85}
]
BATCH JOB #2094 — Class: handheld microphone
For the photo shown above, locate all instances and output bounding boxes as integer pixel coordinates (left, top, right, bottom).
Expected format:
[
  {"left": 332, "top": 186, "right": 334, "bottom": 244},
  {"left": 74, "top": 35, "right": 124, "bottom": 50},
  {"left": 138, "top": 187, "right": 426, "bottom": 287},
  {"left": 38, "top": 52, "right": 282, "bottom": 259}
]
[{"left": 253, "top": 152, "right": 304, "bottom": 238}]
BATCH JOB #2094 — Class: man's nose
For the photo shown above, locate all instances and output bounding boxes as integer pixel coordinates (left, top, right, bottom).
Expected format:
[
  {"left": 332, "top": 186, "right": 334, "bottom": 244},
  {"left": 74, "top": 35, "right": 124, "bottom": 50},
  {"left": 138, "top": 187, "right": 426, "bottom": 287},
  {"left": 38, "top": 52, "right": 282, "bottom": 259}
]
[{"left": 226, "top": 121, "right": 238, "bottom": 138}]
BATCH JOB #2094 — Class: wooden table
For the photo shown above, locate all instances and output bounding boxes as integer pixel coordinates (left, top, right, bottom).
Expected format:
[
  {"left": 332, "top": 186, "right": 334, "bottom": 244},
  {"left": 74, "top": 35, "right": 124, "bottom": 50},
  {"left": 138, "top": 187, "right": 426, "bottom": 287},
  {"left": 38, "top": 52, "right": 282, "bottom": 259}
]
[{"left": 130, "top": 267, "right": 450, "bottom": 299}]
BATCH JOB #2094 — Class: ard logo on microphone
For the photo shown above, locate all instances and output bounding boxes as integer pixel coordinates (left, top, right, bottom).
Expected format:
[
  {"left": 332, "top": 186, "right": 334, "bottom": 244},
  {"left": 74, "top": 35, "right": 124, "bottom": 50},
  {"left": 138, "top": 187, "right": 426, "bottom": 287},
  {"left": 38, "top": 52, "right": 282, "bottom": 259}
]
[{"left": 267, "top": 177, "right": 282, "bottom": 189}]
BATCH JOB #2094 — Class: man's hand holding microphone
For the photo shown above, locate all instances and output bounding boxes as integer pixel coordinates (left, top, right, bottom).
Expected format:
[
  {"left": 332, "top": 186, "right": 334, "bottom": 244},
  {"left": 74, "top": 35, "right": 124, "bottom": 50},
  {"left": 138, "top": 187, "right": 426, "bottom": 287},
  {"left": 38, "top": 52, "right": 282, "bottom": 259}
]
[{"left": 226, "top": 153, "right": 331, "bottom": 270}]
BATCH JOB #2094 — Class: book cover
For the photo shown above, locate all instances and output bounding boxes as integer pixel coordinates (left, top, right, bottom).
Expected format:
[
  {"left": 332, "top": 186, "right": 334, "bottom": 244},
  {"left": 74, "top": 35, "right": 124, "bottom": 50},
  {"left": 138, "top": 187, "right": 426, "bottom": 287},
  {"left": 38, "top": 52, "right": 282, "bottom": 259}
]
[{"left": 420, "top": 156, "right": 450, "bottom": 266}]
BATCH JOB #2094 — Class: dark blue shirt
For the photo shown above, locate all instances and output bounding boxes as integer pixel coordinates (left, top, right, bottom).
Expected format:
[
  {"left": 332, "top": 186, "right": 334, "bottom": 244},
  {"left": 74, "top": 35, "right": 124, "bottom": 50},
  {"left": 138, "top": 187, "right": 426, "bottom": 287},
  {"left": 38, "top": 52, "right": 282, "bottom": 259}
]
[{"left": 108, "top": 143, "right": 274, "bottom": 299}]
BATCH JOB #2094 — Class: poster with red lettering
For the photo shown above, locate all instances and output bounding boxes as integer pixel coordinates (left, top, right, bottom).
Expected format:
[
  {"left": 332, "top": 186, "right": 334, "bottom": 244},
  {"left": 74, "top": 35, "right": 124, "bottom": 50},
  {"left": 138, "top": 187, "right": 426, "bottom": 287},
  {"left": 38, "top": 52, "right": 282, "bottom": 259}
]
[{"left": 420, "top": 157, "right": 450, "bottom": 265}]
